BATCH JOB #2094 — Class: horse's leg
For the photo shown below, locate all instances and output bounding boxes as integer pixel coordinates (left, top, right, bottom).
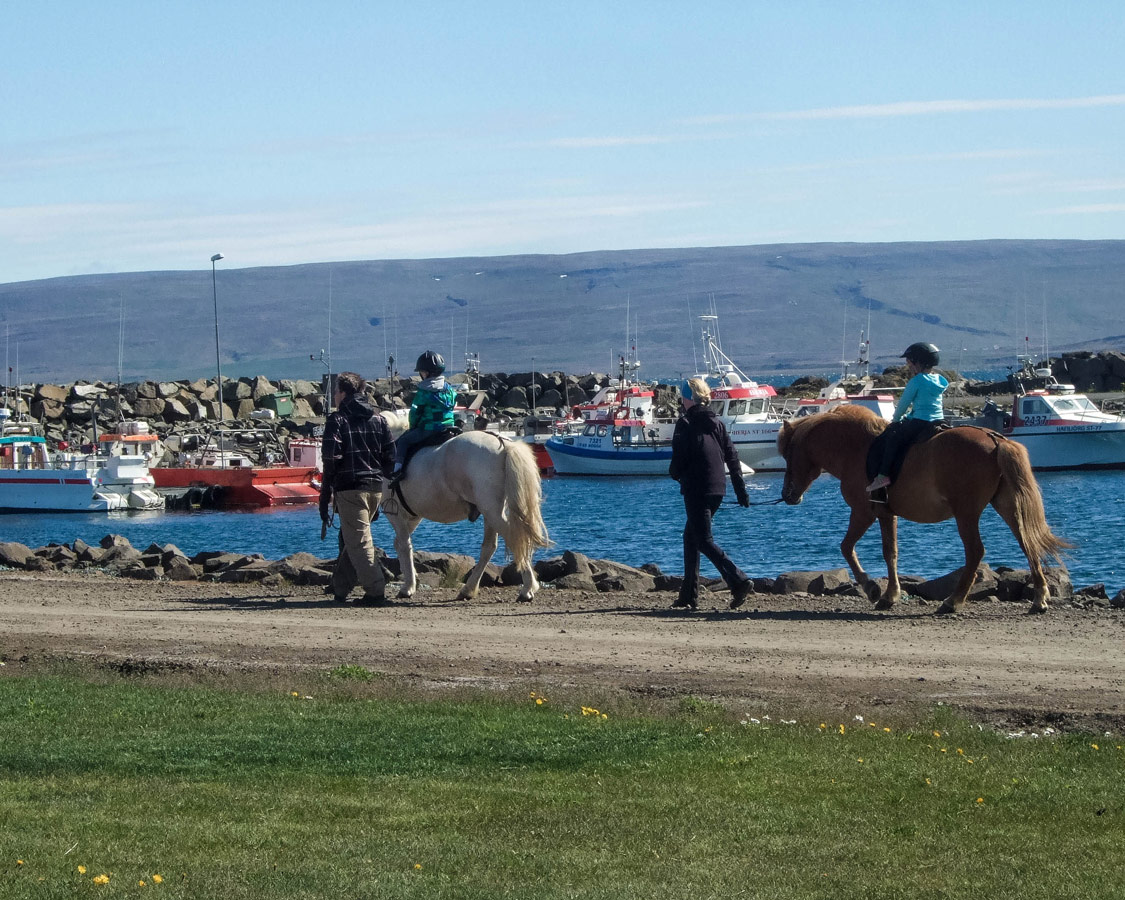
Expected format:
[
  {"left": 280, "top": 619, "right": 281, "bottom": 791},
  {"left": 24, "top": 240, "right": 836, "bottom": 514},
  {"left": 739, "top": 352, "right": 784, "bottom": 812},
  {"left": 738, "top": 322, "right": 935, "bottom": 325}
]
[
  {"left": 990, "top": 491, "right": 1051, "bottom": 614},
  {"left": 936, "top": 514, "right": 985, "bottom": 615},
  {"left": 840, "top": 505, "right": 880, "bottom": 603},
  {"left": 457, "top": 524, "right": 499, "bottom": 601},
  {"left": 875, "top": 514, "right": 901, "bottom": 611},
  {"left": 392, "top": 518, "right": 421, "bottom": 599}
]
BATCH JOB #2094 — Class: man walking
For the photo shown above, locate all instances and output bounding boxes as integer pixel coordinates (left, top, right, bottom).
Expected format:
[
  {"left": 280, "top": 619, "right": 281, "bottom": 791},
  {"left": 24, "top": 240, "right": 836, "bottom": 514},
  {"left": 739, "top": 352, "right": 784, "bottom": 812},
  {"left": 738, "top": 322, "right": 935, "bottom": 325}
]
[{"left": 320, "top": 371, "right": 395, "bottom": 605}]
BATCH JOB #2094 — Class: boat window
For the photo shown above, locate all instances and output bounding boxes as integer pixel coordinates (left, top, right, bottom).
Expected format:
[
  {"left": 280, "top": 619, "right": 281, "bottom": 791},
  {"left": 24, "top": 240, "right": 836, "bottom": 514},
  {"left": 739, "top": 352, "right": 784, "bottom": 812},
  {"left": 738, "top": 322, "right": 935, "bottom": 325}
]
[
  {"left": 1053, "top": 398, "right": 1079, "bottom": 411},
  {"left": 748, "top": 398, "right": 766, "bottom": 414},
  {"left": 597, "top": 425, "right": 608, "bottom": 438},
  {"left": 727, "top": 399, "right": 747, "bottom": 416},
  {"left": 1021, "top": 398, "right": 1049, "bottom": 416}
]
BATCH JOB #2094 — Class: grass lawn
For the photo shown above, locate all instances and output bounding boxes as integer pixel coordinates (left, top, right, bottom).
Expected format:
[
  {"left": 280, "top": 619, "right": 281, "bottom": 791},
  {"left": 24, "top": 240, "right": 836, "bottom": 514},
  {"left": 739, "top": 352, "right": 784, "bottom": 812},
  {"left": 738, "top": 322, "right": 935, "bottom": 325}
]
[{"left": 0, "top": 665, "right": 1121, "bottom": 899}]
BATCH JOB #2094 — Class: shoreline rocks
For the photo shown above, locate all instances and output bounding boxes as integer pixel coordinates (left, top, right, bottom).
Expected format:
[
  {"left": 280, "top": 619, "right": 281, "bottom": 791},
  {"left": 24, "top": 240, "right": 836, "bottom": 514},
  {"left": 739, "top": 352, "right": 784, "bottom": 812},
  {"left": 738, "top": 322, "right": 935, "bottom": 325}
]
[{"left": 1, "top": 534, "right": 1116, "bottom": 611}]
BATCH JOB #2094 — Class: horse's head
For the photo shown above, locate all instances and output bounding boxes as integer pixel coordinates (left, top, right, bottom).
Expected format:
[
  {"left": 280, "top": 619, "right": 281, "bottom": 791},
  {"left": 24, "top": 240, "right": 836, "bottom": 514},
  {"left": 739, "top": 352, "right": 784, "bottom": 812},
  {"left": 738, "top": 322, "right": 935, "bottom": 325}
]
[
  {"left": 379, "top": 409, "right": 410, "bottom": 440},
  {"left": 778, "top": 417, "right": 822, "bottom": 505}
]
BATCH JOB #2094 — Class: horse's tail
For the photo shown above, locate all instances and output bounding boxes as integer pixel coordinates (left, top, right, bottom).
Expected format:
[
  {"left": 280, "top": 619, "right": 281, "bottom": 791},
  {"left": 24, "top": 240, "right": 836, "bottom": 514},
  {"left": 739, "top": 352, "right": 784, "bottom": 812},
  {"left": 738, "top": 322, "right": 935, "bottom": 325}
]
[
  {"left": 502, "top": 440, "right": 552, "bottom": 567},
  {"left": 995, "top": 439, "right": 1072, "bottom": 567}
]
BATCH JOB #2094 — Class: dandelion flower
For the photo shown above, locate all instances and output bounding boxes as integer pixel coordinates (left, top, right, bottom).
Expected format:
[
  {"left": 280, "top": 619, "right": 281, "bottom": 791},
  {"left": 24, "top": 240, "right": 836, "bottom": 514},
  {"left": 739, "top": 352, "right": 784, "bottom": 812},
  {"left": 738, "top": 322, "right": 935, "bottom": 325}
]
[
  {"left": 925, "top": 778, "right": 931, "bottom": 785},
  {"left": 290, "top": 691, "right": 299, "bottom": 697},
  {"left": 957, "top": 748, "right": 964, "bottom": 755},
  {"left": 535, "top": 698, "right": 544, "bottom": 705},
  {"left": 78, "top": 866, "right": 87, "bottom": 874},
  {"left": 414, "top": 863, "right": 423, "bottom": 870},
  {"left": 601, "top": 713, "right": 608, "bottom": 719},
  {"left": 1092, "top": 744, "right": 1099, "bottom": 750},
  {"left": 933, "top": 731, "right": 941, "bottom": 738},
  {"left": 819, "top": 723, "right": 826, "bottom": 729},
  {"left": 153, "top": 874, "right": 163, "bottom": 883},
  {"left": 883, "top": 727, "right": 891, "bottom": 733},
  {"left": 93, "top": 874, "right": 110, "bottom": 885},
  {"left": 976, "top": 797, "right": 984, "bottom": 804},
  {"left": 139, "top": 880, "right": 146, "bottom": 886},
  {"left": 16, "top": 860, "right": 23, "bottom": 866},
  {"left": 839, "top": 725, "right": 845, "bottom": 734}
]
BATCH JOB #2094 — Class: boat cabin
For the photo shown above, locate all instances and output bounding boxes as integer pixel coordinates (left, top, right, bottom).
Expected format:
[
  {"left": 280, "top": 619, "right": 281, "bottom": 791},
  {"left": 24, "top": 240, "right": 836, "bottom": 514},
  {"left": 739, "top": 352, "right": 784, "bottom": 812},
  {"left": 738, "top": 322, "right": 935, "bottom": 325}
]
[{"left": 0, "top": 434, "right": 50, "bottom": 470}]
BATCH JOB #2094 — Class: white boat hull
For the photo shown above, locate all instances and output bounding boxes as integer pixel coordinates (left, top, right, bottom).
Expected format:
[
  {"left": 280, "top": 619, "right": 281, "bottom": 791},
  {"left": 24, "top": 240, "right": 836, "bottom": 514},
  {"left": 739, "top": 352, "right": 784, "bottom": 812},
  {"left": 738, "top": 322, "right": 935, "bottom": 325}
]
[
  {"left": 1004, "top": 425, "right": 1125, "bottom": 470},
  {"left": 0, "top": 470, "right": 120, "bottom": 512},
  {"left": 728, "top": 423, "right": 786, "bottom": 472}
]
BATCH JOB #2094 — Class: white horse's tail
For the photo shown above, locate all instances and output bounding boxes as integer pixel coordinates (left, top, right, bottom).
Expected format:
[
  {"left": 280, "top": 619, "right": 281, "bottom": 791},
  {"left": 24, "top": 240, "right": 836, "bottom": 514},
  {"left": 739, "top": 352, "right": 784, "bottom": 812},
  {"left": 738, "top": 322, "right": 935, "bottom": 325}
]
[{"left": 503, "top": 439, "right": 552, "bottom": 567}]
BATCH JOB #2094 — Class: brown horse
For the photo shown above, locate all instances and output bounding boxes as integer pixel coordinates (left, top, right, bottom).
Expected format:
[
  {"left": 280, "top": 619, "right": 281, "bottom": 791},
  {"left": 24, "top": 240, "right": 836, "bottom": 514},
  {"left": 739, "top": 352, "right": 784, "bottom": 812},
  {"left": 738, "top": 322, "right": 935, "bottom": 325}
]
[{"left": 777, "top": 405, "right": 1069, "bottom": 614}]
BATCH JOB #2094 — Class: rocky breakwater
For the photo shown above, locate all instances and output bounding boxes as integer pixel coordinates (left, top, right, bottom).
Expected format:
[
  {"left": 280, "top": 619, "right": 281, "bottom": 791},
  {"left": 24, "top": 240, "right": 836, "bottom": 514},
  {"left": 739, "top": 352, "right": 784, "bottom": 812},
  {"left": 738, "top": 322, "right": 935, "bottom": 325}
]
[
  {"left": 0, "top": 537, "right": 1114, "bottom": 613},
  {"left": 965, "top": 350, "right": 1125, "bottom": 397},
  {"left": 10, "top": 370, "right": 620, "bottom": 460}
]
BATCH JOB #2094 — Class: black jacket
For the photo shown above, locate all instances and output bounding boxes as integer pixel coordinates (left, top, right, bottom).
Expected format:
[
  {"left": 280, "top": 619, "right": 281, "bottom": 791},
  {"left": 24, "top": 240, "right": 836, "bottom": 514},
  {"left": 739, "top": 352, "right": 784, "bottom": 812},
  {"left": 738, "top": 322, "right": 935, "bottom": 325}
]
[
  {"left": 321, "top": 395, "right": 395, "bottom": 491},
  {"left": 669, "top": 403, "right": 746, "bottom": 498}
]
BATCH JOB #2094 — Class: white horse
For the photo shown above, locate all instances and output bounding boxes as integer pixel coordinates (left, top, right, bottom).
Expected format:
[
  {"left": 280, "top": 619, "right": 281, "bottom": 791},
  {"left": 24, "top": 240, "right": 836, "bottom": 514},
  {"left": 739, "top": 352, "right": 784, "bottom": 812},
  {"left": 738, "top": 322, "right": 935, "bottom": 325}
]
[{"left": 379, "top": 413, "right": 550, "bottom": 602}]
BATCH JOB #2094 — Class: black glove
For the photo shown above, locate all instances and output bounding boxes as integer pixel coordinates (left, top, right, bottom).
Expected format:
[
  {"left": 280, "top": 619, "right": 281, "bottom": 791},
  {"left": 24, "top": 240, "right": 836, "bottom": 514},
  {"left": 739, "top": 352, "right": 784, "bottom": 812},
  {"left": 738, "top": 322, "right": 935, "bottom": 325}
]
[
  {"left": 318, "top": 487, "right": 333, "bottom": 525},
  {"left": 734, "top": 484, "right": 750, "bottom": 508}
]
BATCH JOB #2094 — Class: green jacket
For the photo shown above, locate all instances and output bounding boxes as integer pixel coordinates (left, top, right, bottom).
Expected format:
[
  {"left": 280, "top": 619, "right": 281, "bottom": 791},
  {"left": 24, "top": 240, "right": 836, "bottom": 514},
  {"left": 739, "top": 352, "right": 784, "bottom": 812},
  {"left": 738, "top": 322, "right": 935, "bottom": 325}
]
[{"left": 409, "top": 376, "right": 457, "bottom": 431}]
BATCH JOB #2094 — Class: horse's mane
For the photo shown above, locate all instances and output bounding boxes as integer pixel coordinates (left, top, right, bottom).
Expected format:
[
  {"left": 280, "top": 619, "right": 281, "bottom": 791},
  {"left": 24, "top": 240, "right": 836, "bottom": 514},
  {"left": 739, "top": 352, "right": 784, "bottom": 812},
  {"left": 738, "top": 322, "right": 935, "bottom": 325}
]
[{"left": 778, "top": 404, "right": 886, "bottom": 458}]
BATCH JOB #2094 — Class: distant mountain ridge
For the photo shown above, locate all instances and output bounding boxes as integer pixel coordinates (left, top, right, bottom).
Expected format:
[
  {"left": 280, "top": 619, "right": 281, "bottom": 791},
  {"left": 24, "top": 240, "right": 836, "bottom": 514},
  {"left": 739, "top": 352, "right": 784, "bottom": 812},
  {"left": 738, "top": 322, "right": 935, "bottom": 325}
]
[{"left": 2, "top": 239, "right": 1123, "bottom": 384}]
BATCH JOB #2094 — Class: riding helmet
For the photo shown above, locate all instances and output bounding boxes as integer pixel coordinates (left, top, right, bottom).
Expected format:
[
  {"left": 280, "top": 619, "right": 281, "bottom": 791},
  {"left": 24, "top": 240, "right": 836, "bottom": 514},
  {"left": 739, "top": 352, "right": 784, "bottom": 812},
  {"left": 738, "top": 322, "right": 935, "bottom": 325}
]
[
  {"left": 901, "top": 342, "right": 940, "bottom": 368},
  {"left": 415, "top": 350, "right": 446, "bottom": 374}
]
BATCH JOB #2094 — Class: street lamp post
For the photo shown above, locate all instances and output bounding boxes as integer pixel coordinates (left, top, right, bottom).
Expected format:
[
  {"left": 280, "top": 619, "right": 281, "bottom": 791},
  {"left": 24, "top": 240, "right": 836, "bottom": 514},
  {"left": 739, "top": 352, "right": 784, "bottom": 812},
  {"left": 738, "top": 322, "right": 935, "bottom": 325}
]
[
  {"left": 210, "top": 253, "right": 224, "bottom": 419},
  {"left": 210, "top": 253, "right": 225, "bottom": 468}
]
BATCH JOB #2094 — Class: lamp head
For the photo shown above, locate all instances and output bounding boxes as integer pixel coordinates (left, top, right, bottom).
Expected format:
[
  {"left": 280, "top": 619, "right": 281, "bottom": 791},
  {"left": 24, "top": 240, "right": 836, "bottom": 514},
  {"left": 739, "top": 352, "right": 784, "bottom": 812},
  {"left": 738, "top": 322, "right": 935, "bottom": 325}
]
[{"left": 210, "top": 253, "right": 223, "bottom": 262}]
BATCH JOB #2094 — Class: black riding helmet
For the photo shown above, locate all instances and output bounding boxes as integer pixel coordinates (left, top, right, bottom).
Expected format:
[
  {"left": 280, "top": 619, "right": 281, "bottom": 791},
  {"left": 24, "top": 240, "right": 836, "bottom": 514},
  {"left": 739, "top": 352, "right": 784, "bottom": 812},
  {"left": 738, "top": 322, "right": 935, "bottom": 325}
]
[
  {"left": 901, "top": 342, "right": 940, "bottom": 368},
  {"left": 415, "top": 350, "right": 446, "bottom": 375}
]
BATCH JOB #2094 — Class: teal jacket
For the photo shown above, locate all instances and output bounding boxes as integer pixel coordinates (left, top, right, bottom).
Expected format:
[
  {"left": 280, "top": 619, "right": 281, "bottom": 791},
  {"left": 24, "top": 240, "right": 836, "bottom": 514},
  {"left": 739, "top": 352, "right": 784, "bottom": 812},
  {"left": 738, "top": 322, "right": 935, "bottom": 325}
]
[
  {"left": 409, "top": 375, "right": 457, "bottom": 431},
  {"left": 893, "top": 372, "right": 948, "bottom": 422}
]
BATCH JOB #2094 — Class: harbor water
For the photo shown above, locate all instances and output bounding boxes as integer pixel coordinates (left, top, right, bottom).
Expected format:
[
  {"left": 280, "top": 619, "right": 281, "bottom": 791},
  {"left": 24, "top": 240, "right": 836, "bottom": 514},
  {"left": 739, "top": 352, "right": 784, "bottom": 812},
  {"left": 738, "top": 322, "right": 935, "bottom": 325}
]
[{"left": 1, "top": 471, "right": 1120, "bottom": 593}]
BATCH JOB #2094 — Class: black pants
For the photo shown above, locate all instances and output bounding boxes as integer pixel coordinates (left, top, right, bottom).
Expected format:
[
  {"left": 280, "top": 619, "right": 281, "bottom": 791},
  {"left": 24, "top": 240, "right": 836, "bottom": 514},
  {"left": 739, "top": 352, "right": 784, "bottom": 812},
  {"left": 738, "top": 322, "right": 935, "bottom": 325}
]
[
  {"left": 681, "top": 493, "right": 747, "bottom": 597},
  {"left": 875, "top": 418, "right": 939, "bottom": 479}
]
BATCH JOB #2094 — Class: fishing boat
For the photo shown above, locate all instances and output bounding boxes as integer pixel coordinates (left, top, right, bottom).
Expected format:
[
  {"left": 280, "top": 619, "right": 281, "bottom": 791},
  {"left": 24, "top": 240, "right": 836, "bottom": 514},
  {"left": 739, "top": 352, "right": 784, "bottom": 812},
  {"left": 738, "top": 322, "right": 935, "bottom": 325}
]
[
  {"left": 150, "top": 428, "right": 322, "bottom": 508},
  {"left": 962, "top": 358, "right": 1125, "bottom": 470},
  {"left": 547, "top": 315, "right": 769, "bottom": 475},
  {"left": 0, "top": 410, "right": 163, "bottom": 512}
]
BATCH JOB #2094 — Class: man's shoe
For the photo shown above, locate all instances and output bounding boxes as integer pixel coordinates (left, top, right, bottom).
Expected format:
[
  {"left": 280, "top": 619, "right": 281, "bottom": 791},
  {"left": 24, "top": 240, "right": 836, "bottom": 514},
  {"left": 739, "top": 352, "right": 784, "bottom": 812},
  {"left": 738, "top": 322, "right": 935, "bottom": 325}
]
[
  {"left": 672, "top": 593, "right": 698, "bottom": 610},
  {"left": 355, "top": 594, "right": 392, "bottom": 607},
  {"left": 729, "top": 578, "right": 753, "bottom": 609}
]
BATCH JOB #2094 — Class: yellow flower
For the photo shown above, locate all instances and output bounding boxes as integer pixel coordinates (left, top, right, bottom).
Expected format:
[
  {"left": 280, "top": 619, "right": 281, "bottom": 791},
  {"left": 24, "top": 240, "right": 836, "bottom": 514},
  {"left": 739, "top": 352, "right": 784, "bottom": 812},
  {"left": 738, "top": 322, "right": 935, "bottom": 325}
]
[
  {"left": 976, "top": 797, "right": 984, "bottom": 804},
  {"left": 290, "top": 691, "right": 299, "bottom": 697},
  {"left": 819, "top": 723, "right": 826, "bottom": 729},
  {"left": 93, "top": 874, "right": 110, "bottom": 885},
  {"left": 838, "top": 725, "right": 845, "bottom": 734},
  {"left": 78, "top": 866, "right": 87, "bottom": 874},
  {"left": 1092, "top": 743, "right": 1099, "bottom": 750},
  {"left": 933, "top": 731, "right": 941, "bottom": 738},
  {"left": 414, "top": 863, "right": 423, "bottom": 870},
  {"left": 140, "top": 880, "right": 147, "bottom": 886},
  {"left": 153, "top": 875, "right": 163, "bottom": 884},
  {"left": 535, "top": 698, "right": 544, "bottom": 705},
  {"left": 601, "top": 713, "right": 608, "bottom": 719},
  {"left": 925, "top": 778, "right": 931, "bottom": 785},
  {"left": 957, "top": 748, "right": 964, "bottom": 755},
  {"left": 883, "top": 727, "right": 891, "bottom": 733},
  {"left": 16, "top": 860, "right": 23, "bottom": 866},
  {"left": 857, "top": 758, "right": 864, "bottom": 763}
]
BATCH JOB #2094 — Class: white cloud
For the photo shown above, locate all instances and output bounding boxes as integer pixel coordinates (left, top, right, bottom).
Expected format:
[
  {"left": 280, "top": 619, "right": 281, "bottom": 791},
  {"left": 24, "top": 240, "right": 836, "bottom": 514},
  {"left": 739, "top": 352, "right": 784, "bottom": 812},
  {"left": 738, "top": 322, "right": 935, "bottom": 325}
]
[
  {"left": 1037, "top": 203, "right": 1125, "bottom": 215},
  {"left": 686, "top": 93, "right": 1125, "bottom": 125}
]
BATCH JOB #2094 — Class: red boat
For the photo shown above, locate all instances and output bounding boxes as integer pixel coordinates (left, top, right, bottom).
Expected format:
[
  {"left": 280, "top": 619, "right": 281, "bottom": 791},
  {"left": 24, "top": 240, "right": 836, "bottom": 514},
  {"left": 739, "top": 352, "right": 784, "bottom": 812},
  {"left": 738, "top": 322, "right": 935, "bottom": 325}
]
[{"left": 151, "top": 431, "right": 321, "bottom": 508}]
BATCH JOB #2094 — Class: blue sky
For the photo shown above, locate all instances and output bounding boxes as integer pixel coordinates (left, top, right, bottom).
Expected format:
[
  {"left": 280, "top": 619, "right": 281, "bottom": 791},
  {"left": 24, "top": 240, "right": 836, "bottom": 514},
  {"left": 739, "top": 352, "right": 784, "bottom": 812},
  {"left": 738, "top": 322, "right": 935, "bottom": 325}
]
[{"left": 3, "top": 1, "right": 1123, "bottom": 284}]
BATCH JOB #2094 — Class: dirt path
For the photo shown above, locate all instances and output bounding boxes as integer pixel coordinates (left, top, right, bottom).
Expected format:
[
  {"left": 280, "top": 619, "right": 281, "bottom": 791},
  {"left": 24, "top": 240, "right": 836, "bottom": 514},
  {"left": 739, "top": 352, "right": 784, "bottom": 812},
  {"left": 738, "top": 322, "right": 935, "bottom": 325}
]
[{"left": 2, "top": 571, "right": 1123, "bottom": 730}]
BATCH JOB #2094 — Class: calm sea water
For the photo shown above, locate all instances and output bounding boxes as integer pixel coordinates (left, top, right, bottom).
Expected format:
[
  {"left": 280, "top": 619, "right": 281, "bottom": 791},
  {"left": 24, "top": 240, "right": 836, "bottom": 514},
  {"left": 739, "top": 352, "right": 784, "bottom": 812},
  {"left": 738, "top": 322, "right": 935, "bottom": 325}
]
[{"left": 1, "top": 472, "right": 1119, "bottom": 593}]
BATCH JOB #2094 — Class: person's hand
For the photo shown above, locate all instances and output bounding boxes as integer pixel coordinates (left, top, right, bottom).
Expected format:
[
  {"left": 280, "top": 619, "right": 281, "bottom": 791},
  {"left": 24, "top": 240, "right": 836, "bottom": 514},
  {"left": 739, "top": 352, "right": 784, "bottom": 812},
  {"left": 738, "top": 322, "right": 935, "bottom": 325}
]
[
  {"left": 318, "top": 488, "right": 332, "bottom": 525},
  {"left": 735, "top": 485, "right": 750, "bottom": 508}
]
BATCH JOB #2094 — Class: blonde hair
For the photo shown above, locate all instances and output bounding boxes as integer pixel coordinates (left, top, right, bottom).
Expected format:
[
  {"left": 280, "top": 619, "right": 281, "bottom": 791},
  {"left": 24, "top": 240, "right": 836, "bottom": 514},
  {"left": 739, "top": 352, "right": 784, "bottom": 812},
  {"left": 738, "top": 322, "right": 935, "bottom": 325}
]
[{"left": 687, "top": 377, "right": 711, "bottom": 403}]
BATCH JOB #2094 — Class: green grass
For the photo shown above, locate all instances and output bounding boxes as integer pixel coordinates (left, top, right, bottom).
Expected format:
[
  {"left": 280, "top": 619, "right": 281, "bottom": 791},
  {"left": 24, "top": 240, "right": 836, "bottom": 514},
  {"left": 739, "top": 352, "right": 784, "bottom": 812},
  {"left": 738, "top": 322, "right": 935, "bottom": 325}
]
[{"left": 0, "top": 669, "right": 1121, "bottom": 899}]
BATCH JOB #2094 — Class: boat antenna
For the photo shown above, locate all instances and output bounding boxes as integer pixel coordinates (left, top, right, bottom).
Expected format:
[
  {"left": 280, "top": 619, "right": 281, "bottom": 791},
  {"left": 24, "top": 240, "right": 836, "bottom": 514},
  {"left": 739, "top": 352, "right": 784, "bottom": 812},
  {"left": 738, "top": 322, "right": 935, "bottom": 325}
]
[
  {"left": 687, "top": 296, "right": 699, "bottom": 374},
  {"left": 326, "top": 265, "right": 333, "bottom": 412}
]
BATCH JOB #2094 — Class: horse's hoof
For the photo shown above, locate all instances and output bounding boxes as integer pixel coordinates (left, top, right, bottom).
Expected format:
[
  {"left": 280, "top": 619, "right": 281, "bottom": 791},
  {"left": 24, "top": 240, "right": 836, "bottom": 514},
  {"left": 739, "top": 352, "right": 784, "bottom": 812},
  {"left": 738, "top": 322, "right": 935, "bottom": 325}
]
[
  {"left": 517, "top": 594, "right": 534, "bottom": 603},
  {"left": 396, "top": 589, "right": 413, "bottom": 600},
  {"left": 874, "top": 597, "right": 896, "bottom": 611},
  {"left": 935, "top": 602, "right": 958, "bottom": 616},
  {"left": 862, "top": 584, "right": 881, "bottom": 603},
  {"left": 1027, "top": 603, "right": 1049, "bottom": 615}
]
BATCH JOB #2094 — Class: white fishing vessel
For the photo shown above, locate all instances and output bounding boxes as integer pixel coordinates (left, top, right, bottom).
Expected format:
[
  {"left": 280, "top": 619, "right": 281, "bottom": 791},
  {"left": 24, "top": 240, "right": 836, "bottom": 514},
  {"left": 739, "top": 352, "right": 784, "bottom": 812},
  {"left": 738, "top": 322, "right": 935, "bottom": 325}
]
[
  {"left": 546, "top": 314, "right": 770, "bottom": 475},
  {"left": 964, "top": 358, "right": 1125, "bottom": 470},
  {"left": 0, "top": 411, "right": 163, "bottom": 512}
]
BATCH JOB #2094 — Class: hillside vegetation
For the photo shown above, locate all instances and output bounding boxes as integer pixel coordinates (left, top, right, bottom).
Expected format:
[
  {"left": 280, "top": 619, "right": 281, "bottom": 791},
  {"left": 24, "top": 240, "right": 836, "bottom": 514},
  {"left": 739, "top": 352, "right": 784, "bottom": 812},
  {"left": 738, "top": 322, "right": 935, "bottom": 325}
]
[{"left": 3, "top": 240, "right": 1124, "bottom": 383}]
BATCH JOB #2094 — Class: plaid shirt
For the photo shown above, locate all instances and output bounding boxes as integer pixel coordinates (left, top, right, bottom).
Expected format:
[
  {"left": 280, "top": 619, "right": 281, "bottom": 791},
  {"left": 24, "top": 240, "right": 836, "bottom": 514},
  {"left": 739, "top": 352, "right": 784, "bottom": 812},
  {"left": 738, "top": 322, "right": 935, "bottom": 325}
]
[{"left": 321, "top": 395, "right": 395, "bottom": 491}]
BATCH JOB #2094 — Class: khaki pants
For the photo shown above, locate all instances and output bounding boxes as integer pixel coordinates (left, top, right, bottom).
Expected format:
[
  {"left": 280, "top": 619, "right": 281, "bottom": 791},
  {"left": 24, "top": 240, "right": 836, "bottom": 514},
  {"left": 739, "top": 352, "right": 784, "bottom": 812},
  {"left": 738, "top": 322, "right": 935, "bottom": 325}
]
[{"left": 330, "top": 488, "right": 386, "bottom": 598}]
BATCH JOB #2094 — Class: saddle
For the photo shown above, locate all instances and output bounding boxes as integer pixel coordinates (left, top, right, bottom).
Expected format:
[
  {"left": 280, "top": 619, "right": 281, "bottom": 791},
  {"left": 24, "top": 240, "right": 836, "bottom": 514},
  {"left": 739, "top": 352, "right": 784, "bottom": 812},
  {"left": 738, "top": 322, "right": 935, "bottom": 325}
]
[
  {"left": 398, "top": 427, "right": 461, "bottom": 480},
  {"left": 865, "top": 420, "right": 949, "bottom": 486}
]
